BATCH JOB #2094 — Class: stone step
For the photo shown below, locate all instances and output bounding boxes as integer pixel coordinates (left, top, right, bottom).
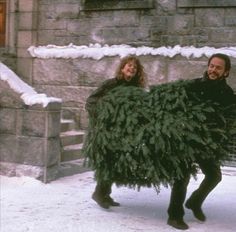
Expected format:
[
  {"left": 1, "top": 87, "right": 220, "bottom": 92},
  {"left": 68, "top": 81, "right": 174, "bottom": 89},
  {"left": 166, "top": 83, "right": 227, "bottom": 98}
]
[
  {"left": 60, "top": 119, "right": 76, "bottom": 132},
  {"left": 61, "top": 143, "right": 84, "bottom": 162},
  {"left": 60, "top": 130, "right": 85, "bottom": 146}
]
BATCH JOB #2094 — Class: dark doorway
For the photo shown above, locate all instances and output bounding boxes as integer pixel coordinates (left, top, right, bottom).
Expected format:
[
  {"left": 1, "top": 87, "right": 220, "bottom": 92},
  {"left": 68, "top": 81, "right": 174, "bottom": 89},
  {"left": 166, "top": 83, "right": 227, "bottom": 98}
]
[{"left": 0, "top": 1, "right": 6, "bottom": 47}]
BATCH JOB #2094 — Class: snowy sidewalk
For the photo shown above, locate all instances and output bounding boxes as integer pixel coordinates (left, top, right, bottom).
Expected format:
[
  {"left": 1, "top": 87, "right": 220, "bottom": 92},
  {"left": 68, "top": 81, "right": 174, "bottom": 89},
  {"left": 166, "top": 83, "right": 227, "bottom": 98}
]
[{"left": 1, "top": 167, "right": 236, "bottom": 232}]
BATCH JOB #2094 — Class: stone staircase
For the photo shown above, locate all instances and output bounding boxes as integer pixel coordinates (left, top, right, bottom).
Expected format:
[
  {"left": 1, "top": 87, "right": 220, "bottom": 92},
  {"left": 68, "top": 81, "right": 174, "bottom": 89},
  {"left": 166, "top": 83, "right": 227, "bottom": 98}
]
[
  {"left": 60, "top": 119, "right": 84, "bottom": 162},
  {"left": 58, "top": 118, "right": 90, "bottom": 178}
]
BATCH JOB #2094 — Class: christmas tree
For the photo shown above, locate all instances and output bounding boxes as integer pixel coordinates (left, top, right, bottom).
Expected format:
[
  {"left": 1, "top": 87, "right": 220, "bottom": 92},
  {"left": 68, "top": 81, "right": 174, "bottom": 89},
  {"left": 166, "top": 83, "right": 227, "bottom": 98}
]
[{"left": 83, "top": 80, "right": 236, "bottom": 188}]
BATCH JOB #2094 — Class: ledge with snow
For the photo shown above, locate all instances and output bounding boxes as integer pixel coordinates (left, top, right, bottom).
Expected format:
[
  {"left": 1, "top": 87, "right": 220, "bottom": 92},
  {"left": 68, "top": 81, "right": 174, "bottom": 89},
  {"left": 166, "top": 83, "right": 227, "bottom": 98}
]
[
  {"left": 27, "top": 44, "right": 236, "bottom": 90},
  {"left": 0, "top": 62, "right": 62, "bottom": 183},
  {"left": 26, "top": 44, "right": 236, "bottom": 130},
  {"left": 28, "top": 44, "right": 236, "bottom": 60}
]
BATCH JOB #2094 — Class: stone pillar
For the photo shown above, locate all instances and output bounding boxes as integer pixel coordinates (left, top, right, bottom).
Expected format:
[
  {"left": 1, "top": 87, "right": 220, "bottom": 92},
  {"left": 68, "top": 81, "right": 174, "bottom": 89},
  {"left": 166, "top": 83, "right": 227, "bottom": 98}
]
[
  {"left": 16, "top": 0, "right": 38, "bottom": 84},
  {"left": 0, "top": 101, "right": 62, "bottom": 183}
]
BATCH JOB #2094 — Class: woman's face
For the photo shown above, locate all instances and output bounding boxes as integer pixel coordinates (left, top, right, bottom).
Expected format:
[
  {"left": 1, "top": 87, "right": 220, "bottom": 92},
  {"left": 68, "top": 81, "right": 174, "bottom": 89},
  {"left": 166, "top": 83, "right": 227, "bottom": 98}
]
[{"left": 121, "top": 60, "right": 138, "bottom": 81}]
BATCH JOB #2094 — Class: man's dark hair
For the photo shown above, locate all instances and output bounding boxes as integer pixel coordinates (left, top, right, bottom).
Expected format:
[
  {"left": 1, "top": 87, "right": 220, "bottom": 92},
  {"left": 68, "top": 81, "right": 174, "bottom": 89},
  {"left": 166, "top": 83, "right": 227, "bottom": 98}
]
[{"left": 208, "top": 53, "right": 231, "bottom": 72}]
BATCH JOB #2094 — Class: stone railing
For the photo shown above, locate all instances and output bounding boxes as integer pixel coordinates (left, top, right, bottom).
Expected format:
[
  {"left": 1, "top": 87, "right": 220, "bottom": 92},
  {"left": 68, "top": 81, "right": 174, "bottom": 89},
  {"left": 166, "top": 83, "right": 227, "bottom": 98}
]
[{"left": 0, "top": 63, "right": 62, "bottom": 182}]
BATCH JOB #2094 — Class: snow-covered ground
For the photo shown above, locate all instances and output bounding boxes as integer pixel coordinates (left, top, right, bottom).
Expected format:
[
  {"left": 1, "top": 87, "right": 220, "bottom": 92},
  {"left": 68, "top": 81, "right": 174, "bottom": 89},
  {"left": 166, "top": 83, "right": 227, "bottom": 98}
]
[
  {"left": 1, "top": 167, "right": 236, "bottom": 232},
  {"left": 1, "top": 44, "right": 236, "bottom": 231}
]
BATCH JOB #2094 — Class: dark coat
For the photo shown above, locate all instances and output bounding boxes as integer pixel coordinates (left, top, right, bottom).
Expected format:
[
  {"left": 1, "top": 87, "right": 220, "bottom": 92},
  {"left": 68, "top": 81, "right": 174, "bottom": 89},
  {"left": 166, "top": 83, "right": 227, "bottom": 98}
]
[
  {"left": 86, "top": 78, "right": 118, "bottom": 116},
  {"left": 188, "top": 71, "right": 236, "bottom": 106},
  {"left": 85, "top": 77, "right": 141, "bottom": 117},
  {"left": 188, "top": 72, "right": 236, "bottom": 161}
]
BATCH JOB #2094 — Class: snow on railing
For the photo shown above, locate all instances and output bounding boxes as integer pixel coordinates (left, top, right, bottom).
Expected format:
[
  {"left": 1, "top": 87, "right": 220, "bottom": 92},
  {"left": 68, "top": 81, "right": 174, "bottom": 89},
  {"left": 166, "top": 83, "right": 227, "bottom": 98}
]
[{"left": 0, "top": 62, "right": 61, "bottom": 107}]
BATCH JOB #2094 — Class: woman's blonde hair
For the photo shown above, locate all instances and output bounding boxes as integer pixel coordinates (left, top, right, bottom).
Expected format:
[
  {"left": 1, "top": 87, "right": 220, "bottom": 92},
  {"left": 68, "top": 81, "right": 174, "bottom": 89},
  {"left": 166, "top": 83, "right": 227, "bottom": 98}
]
[{"left": 115, "top": 55, "right": 147, "bottom": 88}]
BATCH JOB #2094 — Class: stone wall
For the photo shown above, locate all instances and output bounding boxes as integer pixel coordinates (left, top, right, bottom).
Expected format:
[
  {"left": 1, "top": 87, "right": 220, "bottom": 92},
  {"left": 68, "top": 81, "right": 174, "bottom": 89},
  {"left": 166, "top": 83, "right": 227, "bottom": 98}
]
[
  {"left": 2, "top": 0, "right": 236, "bottom": 84},
  {"left": 1, "top": 0, "right": 236, "bottom": 170},
  {"left": 37, "top": 0, "right": 236, "bottom": 48},
  {"left": 0, "top": 80, "right": 62, "bottom": 182}
]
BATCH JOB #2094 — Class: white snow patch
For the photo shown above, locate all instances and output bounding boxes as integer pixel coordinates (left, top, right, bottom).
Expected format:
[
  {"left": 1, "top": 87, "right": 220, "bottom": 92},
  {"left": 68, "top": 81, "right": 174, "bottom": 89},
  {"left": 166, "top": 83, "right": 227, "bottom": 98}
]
[
  {"left": 28, "top": 43, "right": 236, "bottom": 60},
  {"left": 0, "top": 62, "right": 61, "bottom": 107}
]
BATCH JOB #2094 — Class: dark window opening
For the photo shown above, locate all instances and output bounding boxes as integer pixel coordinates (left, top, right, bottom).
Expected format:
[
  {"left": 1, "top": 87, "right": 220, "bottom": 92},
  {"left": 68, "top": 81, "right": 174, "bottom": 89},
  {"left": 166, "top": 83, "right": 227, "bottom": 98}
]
[
  {"left": 178, "top": 0, "right": 236, "bottom": 8},
  {"left": 84, "top": 0, "right": 154, "bottom": 11}
]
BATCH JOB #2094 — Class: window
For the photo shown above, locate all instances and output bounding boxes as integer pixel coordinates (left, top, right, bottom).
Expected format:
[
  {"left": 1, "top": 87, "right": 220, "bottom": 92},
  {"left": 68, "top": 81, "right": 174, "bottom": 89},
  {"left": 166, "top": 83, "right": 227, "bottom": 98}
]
[
  {"left": 0, "top": 1, "right": 6, "bottom": 47},
  {"left": 84, "top": 0, "right": 154, "bottom": 11},
  {"left": 178, "top": 0, "right": 236, "bottom": 8}
]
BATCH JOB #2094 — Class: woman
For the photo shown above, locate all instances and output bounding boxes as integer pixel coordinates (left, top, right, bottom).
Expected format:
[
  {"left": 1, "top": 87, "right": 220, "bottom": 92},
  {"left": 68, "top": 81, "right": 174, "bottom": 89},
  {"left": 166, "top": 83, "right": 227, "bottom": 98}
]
[{"left": 85, "top": 55, "right": 147, "bottom": 209}]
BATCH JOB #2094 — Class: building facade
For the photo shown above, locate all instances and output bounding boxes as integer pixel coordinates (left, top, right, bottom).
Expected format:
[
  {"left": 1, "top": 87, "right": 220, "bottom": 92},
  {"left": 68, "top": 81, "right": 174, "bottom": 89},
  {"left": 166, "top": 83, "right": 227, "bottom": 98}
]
[{"left": 0, "top": 0, "right": 236, "bottom": 173}]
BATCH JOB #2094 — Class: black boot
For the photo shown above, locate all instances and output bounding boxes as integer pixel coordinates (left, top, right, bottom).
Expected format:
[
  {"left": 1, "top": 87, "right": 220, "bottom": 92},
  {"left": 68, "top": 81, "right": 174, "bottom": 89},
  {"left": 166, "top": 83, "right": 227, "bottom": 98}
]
[
  {"left": 106, "top": 196, "right": 120, "bottom": 207},
  {"left": 92, "top": 191, "right": 110, "bottom": 209},
  {"left": 185, "top": 200, "right": 206, "bottom": 221},
  {"left": 92, "top": 182, "right": 112, "bottom": 209},
  {"left": 167, "top": 218, "right": 189, "bottom": 230},
  {"left": 92, "top": 182, "right": 120, "bottom": 208}
]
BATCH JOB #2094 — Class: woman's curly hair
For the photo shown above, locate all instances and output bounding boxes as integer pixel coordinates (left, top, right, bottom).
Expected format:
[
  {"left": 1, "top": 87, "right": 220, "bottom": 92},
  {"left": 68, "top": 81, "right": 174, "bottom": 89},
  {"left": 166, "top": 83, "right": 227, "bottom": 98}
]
[{"left": 115, "top": 55, "right": 147, "bottom": 88}]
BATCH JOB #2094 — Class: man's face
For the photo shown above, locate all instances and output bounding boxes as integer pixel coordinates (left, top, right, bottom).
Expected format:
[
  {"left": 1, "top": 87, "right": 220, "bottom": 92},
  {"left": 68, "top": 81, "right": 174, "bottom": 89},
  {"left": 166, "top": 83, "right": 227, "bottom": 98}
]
[{"left": 207, "top": 57, "right": 229, "bottom": 80}]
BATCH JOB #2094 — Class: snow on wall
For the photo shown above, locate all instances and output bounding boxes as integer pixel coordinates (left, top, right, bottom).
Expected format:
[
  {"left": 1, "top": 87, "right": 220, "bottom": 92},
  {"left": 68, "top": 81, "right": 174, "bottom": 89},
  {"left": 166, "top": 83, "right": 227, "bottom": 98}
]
[
  {"left": 28, "top": 44, "right": 236, "bottom": 60},
  {"left": 2, "top": 44, "right": 236, "bottom": 106}
]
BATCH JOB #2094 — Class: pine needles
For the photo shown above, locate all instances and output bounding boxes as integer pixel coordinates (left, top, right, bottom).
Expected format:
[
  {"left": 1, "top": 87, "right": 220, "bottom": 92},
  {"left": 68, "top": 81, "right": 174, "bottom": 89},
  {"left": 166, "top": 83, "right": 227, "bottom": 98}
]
[{"left": 83, "top": 80, "right": 235, "bottom": 188}]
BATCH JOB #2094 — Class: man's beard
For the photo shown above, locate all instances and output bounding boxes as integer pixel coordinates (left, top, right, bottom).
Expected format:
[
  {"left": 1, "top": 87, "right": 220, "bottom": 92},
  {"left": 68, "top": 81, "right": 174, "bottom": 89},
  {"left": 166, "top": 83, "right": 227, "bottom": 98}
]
[{"left": 207, "top": 72, "right": 225, "bottom": 80}]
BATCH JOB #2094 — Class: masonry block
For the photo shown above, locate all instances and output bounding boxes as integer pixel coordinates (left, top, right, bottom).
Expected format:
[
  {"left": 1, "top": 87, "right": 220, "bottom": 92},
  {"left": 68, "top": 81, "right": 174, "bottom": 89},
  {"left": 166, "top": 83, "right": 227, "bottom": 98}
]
[
  {"left": 140, "top": 55, "right": 167, "bottom": 85},
  {"left": 38, "top": 16, "right": 67, "bottom": 30},
  {"left": 168, "top": 15, "right": 194, "bottom": 35},
  {"left": 17, "top": 136, "right": 60, "bottom": 166},
  {"left": 47, "top": 111, "right": 61, "bottom": 137},
  {"left": 18, "top": 110, "right": 47, "bottom": 137},
  {"left": 195, "top": 9, "right": 224, "bottom": 27},
  {"left": 211, "top": 29, "right": 236, "bottom": 43},
  {"left": 17, "top": 136, "right": 45, "bottom": 165},
  {"left": 17, "top": 48, "right": 32, "bottom": 58},
  {"left": 35, "top": 85, "right": 90, "bottom": 109},
  {"left": 17, "top": 31, "right": 34, "bottom": 47},
  {"left": 0, "top": 135, "right": 18, "bottom": 162},
  {"left": 167, "top": 58, "right": 207, "bottom": 82},
  {"left": 55, "top": 3, "right": 80, "bottom": 19},
  {"left": 19, "top": 0, "right": 38, "bottom": 12},
  {"left": 18, "top": 12, "right": 38, "bottom": 30},
  {"left": 16, "top": 58, "right": 33, "bottom": 84},
  {"left": 33, "top": 57, "right": 118, "bottom": 86},
  {"left": 0, "top": 81, "right": 23, "bottom": 108},
  {"left": 0, "top": 108, "right": 17, "bottom": 135}
]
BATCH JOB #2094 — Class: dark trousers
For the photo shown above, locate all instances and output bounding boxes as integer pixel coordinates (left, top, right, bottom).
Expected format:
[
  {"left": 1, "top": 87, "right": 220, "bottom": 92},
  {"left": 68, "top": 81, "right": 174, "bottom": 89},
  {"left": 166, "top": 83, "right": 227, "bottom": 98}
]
[
  {"left": 94, "top": 181, "right": 112, "bottom": 198},
  {"left": 167, "top": 174, "right": 190, "bottom": 220},
  {"left": 168, "top": 159, "right": 222, "bottom": 219}
]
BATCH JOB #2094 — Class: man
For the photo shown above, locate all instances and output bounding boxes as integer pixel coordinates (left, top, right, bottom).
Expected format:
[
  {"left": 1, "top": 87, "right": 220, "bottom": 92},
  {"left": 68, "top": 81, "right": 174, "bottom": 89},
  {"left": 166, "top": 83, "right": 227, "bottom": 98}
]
[{"left": 167, "top": 53, "right": 236, "bottom": 230}]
